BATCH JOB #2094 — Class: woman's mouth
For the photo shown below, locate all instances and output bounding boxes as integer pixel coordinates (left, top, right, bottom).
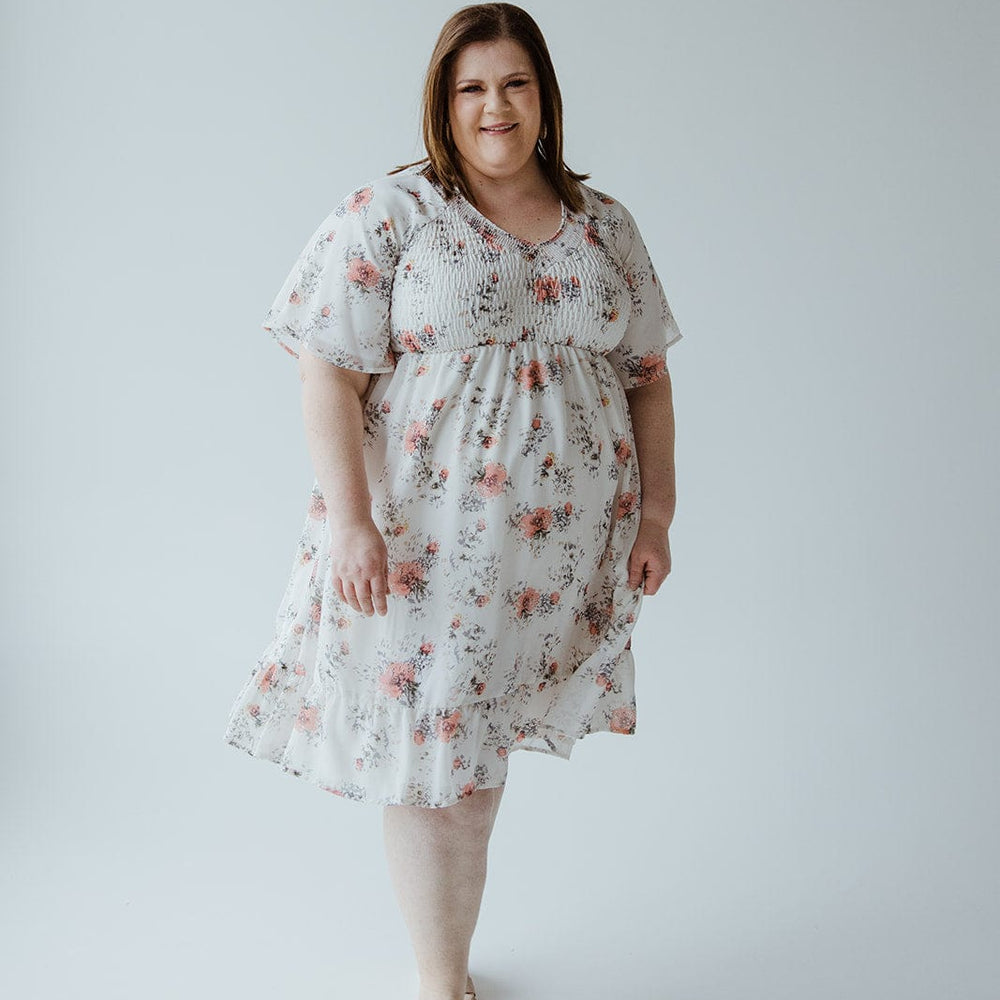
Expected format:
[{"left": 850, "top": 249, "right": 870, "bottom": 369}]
[{"left": 481, "top": 123, "right": 518, "bottom": 135}]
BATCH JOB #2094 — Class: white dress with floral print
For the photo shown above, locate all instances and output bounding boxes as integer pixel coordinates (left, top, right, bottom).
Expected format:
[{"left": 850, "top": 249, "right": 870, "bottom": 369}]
[{"left": 223, "top": 163, "right": 682, "bottom": 808}]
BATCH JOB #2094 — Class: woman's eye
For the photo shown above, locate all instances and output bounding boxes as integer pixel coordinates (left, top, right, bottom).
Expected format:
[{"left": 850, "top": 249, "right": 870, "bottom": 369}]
[{"left": 459, "top": 80, "right": 528, "bottom": 94}]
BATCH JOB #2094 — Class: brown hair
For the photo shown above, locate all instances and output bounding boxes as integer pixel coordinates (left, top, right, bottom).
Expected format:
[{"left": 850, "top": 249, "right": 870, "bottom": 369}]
[{"left": 389, "top": 3, "right": 589, "bottom": 213}]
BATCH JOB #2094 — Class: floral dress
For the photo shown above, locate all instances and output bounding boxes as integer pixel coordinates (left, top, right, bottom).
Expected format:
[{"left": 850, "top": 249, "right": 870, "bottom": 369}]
[{"left": 223, "top": 162, "right": 683, "bottom": 808}]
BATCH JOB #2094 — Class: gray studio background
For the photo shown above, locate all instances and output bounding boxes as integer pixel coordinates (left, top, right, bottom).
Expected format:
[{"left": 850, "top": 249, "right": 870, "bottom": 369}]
[{"left": 3, "top": 1, "right": 997, "bottom": 998}]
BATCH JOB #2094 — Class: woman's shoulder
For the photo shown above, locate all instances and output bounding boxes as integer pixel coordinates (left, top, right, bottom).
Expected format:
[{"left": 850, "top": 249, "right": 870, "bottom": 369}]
[
  {"left": 574, "top": 179, "right": 644, "bottom": 252},
  {"left": 331, "top": 163, "right": 445, "bottom": 240}
]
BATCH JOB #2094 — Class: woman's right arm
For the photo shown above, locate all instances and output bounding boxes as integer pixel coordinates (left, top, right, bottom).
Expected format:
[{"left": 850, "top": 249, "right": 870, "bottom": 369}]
[{"left": 298, "top": 350, "right": 389, "bottom": 618}]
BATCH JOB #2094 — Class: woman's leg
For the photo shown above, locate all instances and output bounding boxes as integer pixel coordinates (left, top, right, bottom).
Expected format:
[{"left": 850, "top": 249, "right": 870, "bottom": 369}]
[{"left": 383, "top": 783, "right": 506, "bottom": 1000}]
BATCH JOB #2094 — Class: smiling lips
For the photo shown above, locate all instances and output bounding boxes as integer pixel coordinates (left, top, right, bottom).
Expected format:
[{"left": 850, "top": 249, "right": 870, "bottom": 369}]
[{"left": 481, "top": 123, "right": 517, "bottom": 134}]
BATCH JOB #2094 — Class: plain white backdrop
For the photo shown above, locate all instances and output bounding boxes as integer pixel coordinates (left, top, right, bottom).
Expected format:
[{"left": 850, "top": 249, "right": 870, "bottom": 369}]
[{"left": 3, "top": 1, "right": 997, "bottom": 997}]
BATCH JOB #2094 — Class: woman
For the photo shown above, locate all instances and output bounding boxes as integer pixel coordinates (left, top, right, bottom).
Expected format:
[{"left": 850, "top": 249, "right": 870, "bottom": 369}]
[{"left": 224, "top": 4, "right": 682, "bottom": 998}]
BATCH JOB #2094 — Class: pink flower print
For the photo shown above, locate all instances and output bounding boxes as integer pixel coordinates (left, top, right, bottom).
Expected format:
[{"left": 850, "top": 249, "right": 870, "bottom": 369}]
[
  {"left": 346, "top": 257, "right": 380, "bottom": 288},
  {"left": 497, "top": 746, "right": 508, "bottom": 758},
  {"left": 432, "top": 398, "right": 445, "bottom": 410},
  {"left": 426, "top": 540, "right": 439, "bottom": 554},
  {"left": 517, "top": 359, "right": 549, "bottom": 391},
  {"left": 346, "top": 186, "right": 373, "bottom": 212},
  {"left": 534, "top": 275, "right": 561, "bottom": 303},
  {"left": 435, "top": 710, "right": 462, "bottom": 742},
  {"left": 476, "top": 518, "right": 487, "bottom": 531},
  {"left": 609, "top": 307, "right": 619, "bottom": 323},
  {"left": 420, "top": 640, "right": 435, "bottom": 654},
  {"left": 550, "top": 592, "right": 560, "bottom": 604},
  {"left": 294, "top": 663, "right": 306, "bottom": 676},
  {"left": 520, "top": 506, "right": 553, "bottom": 539},
  {"left": 461, "top": 781, "right": 476, "bottom": 798},
  {"left": 308, "top": 492, "right": 327, "bottom": 519},
  {"left": 531, "top": 416, "right": 542, "bottom": 429},
  {"left": 584, "top": 222, "right": 599, "bottom": 245},
  {"left": 483, "top": 435, "right": 497, "bottom": 448},
  {"left": 635, "top": 353, "right": 666, "bottom": 385},
  {"left": 325, "top": 230, "right": 336, "bottom": 242},
  {"left": 610, "top": 706, "right": 636, "bottom": 734},
  {"left": 514, "top": 587, "right": 540, "bottom": 618},
  {"left": 404, "top": 420, "right": 429, "bottom": 453},
  {"left": 617, "top": 492, "right": 638, "bottom": 519},
  {"left": 294, "top": 705, "right": 319, "bottom": 732},
  {"left": 414, "top": 729, "right": 425, "bottom": 745},
  {"left": 355, "top": 757, "right": 364, "bottom": 770},
  {"left": 461, "top": 352, "right": 472, "bottom": 362},
  {"left": 595, "top": 672, "right": 612, "bottom": 691},
  {"left": 257, "top": 662, "right": 277, "bottom": 692},
  {"left": 548, "top": 660, "right": 558, "bottom": 674},
  {"left": 378, "top": 660, "right": 415, "bottom": 699},
  {"left": 400, "top": 330, "right": 423, "bottom": 353},
  {"left": 248, "top": 703, "right": 260, "bottom": 717},
  {"left": 475, "top": 681, "right": 486, "bottom": 694},
  {"left": 423, "top": 323, "right": 435, "bottom": 336},
  {"left": 289, "top": 290, "right": 301, "bottom": 305},
  {"left": 491, "top": 271, "right": 499, "bottom": 283},
  {"left": 381, "top": 400, "right": 392, "bottom": 413},
  {"left": 320, "top": 304, "right": 331, "bottom": 317},
  {"left": 476, "top": 462, "right": 508, "bottom": 498},
  {"left": 564, "top": 501, "right": 572, "bottom": 514},
  {"left": 381, "top": 218, "right": 391, "bottom": 231},
  {"left": 387, "top": 560, "right": 426, "bottom": 597},
  {"left": 615, "top": 439, "right": 632, "bottom": 464},
  {"left": 480, "top": 228, "right": 503, "bottom": 252},
  {"left": 440, "top": 468, "right": 449, "bottom": 480},
  {"left": 310, "top": 599, "right": 322, "bottom": 623},
  {"left": 416, "top": 365, "right": 429, "bottom": 376},
  {"left": 475, "top": 594, "right": 490, "bottom": 607},
  {"left": 451, "top": 615, "right": 462, "bottom": 628}
]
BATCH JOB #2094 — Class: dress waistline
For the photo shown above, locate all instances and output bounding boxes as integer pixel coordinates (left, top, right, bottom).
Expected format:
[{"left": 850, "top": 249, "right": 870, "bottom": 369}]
[{"left": 393, "top": 340, "right": 608, "bottom": 360}]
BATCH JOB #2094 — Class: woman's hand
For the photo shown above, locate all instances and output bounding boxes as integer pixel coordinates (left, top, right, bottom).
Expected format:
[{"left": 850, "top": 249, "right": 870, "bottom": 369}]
[
  {"left": 627, "top": 516, "right": 673, "bottom": 595},
  {"left": 328, "top": 517, "right": 390, "bottom": 617}
]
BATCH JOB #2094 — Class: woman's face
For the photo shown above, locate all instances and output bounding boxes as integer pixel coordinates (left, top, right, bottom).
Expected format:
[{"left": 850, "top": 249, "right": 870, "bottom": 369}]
[{"left": 448, "top": 38, "right": 544, "bottom": 185}]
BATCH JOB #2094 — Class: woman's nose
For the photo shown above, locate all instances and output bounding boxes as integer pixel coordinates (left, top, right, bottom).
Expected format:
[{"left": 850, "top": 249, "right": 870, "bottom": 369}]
[{"left": 483, "top": 87, "right": 511, "bottom": 112}]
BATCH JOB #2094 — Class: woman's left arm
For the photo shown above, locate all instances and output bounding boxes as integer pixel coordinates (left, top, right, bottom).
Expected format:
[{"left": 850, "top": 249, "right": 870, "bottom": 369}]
[{"left": 624, "top": 369, "right": 676, "bottom": 595}]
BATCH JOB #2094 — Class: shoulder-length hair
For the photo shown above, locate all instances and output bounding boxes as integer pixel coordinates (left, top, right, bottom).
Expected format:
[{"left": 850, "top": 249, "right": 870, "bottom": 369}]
[{"left": 389, "top": 2, "right": 590, "bottom": 214}]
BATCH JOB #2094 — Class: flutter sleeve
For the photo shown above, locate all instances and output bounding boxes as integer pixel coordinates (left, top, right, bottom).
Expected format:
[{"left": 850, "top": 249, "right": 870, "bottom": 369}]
[
  {"left": 605, "top": 201, "right": 683, "bottom": 389},
  {"left": 261, "top": 181, "right": 401, "bottom": 373}
]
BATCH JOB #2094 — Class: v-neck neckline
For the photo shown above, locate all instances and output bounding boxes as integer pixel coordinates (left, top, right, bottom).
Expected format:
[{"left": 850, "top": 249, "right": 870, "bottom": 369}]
[{"left": 454, "top": 191, "right": 569, "bottom": 250}]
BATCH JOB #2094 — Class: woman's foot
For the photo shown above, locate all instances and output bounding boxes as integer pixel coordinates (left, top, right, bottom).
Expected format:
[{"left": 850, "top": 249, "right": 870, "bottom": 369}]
[{"left": 465, "top": 972, "right": 476, "bottom": 998}]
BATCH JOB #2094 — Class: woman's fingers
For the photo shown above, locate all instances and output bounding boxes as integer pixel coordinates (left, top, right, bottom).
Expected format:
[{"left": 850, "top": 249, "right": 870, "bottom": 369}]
[
  {"left": 337, "top": 572, "right": 389, "bottom": 617},
  {"left": 629, "top": 539, "right": 672, "bottom": 595},
  {"left": 369, "top": 573, "right": 389, "bottom": 617}
]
